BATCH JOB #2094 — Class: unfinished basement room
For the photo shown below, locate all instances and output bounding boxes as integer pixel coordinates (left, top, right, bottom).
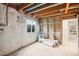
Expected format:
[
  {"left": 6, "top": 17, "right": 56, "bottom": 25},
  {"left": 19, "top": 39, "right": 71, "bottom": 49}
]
[{"left": 0, "top": 3, "right": 79, "bottom": 56}]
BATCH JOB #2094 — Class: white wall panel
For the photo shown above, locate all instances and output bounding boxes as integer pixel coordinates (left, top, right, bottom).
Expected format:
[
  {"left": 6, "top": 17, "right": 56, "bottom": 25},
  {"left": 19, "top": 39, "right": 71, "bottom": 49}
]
[{"left": 0, "top": 4, "right": 37, "bottom": 55}]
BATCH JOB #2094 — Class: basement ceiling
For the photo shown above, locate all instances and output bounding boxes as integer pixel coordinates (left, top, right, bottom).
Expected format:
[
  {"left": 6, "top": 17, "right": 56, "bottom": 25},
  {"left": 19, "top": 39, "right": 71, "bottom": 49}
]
[{"left": 4, "top": 3, "right": 79, "bottom": 19}]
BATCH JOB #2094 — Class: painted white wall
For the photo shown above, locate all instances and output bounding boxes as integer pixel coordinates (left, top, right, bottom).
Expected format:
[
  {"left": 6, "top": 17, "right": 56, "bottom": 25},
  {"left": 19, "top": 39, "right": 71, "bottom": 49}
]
[
  {"left": 22, "top": 17, "right": 37, "bottom": 46},
  {"left": 62, "top": 18, "right": 78, "bottom": 53},
  {"left": 62, "top": 18, "right": 78, "bottom": 44},
  {"left": 62, "top": 20, "right": 69, "bottom": 44},
  {"left": 0, "top": 4, "right": 37, "bottom": 55}
]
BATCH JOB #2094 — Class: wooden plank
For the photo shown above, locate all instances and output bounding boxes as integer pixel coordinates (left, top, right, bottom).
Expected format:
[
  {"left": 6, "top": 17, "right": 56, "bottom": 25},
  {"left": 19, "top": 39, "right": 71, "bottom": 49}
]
[
  {"left": 53, "top": 17, "right": 56, "bottom": 40},
  {"left": 65, "top": 3, "right": 70, "bottom": 14},
  {"left": 32, "top": 3, "right": 79, "bottom": 15},
  {"left": 37, "top": 4, "right": 79, "bottom": 17},
  {"left": 31, "top": 3, "right": 63, "bottom": 14},
  {"left": 60, "top": 16, "right": 63, "bottom": 44},
  {"left": 47, "top": 18, "right": 49, "bottom": 39},
  {"left": 37, "top": 9, "right": 77, "bottom": 18},
  {"left": 53, "top": 17, "right": 56, "bottom": 32},
  {"left": 18, "top": 3, "right": 33, "bottom": 11},
  {"left": 63, "top": 15, "right": 77, "bottom": 20},
  {"left": 32, "top": 3, "right": 65, "bottom": 14}
]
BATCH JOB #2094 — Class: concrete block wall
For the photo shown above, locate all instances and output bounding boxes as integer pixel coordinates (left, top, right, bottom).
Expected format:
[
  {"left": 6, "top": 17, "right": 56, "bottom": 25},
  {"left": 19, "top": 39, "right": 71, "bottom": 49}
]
[{"left": 0, "top": 4, "right": 37, "bottom": 55}]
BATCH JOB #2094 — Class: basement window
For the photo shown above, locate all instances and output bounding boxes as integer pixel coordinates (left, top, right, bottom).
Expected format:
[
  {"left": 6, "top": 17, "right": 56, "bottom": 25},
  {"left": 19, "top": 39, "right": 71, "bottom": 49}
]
[
  {"left": 27, "top": 20, "right": 36, "bottom": 32},
  {"left": 27, "top": 25, "right": 31, "bottom": 32},
  {"left": 32, "top": 25, "right": 35, "bottom": 32}
]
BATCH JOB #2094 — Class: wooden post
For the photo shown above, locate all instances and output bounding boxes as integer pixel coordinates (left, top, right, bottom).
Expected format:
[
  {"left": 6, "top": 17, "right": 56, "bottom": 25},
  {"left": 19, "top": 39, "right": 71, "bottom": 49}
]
[
  {"left": 53, "top": 17, "right": 56, "bottom": 32},
  {"left": 47, "top": 17, "right": 49, "bottom": 39},
  {"left": 53, "top": 17, "right": 56, "bottom": 40},
  {"left": 60, "top": 16, "right": 63, "bottom": 44}
]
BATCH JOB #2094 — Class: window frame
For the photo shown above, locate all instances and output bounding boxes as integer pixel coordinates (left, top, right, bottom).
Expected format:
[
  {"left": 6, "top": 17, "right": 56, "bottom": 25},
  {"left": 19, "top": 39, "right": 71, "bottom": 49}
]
[{"left": 27, "top": 20, "right": 36, "bottom": 33}]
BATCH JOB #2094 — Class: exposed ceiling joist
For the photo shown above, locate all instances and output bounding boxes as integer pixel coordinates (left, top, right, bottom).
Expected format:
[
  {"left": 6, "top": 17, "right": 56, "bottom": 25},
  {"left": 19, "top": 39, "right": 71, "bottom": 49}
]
[
  {"left": 31, "top": 3, "right": 79, "bottom": 15},
  {"left": 24, "top": 3, "right": 46, "bottom": 12},
  {"left": 36, "top": 4, "right": 79, "bottom": 17},
  {"left": 18, "top": 3, "right": 33, "bottom": 11},
  {"left": 65, "top": 3, "right": 70, "bottom": 14},
  {"left": 38, "top": 13, "right": 76, "bottom": 19},
  {"left": 37, "top": 9, "right": 77, "bottom": 18},
  {"left": 30, "top": 3, "right": 63, "bottom": 14},
  {"left": 4, "top": 3, "right": 79, "bottom": 19}
]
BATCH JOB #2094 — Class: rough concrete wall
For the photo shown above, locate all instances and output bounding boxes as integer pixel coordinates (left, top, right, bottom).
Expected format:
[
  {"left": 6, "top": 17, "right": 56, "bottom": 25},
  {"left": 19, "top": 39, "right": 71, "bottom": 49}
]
[
  {"left": 22, "top": 17, "right": 37, "bottom": 46},
  {"left": 0, "top": 4, "right": 6, "bottom": 24},
  {"left": 0, "top": 4, "right": 37, "bottom": 55}
]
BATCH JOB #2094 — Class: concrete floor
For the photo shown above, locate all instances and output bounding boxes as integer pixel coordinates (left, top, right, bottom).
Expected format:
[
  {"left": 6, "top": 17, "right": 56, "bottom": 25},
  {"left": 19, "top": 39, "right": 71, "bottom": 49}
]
[{"left": 8, "top": 42, "right": 78, "bottom": 56}]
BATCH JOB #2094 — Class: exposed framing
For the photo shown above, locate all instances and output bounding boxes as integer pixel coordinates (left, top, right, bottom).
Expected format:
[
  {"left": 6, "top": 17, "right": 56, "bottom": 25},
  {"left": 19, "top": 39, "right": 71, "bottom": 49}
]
[{"left": 18, "top": 3, "right": 33, "bottom": 11}]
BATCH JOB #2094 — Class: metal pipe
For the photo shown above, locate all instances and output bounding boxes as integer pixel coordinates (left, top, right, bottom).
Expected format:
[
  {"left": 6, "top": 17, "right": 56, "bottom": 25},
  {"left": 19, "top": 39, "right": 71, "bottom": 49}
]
[{"left": 5, "top": 4, "right": 8, "bottom": 26}]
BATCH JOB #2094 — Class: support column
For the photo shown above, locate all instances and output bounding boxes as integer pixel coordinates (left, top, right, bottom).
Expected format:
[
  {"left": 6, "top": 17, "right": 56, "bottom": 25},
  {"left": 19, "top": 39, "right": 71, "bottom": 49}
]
[
  {"left": 53, "top": 17, "right": 56, "bottom": 40},
  {"left": 47, "top": 17, "right": 49, "bottom": 39},
  {"left": 60, "top": 16, "right": 63, "bottom": 44}
]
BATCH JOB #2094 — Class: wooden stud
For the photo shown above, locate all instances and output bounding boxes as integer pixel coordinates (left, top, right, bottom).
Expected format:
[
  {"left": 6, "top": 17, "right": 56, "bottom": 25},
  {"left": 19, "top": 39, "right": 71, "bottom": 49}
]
[
  {"left": 47, "top": 17, "right": 49, "bottom": 39},
  {"left": 53, "top": 17, "right": 56, "bottom": 40},
  {"left": 59, "top": 16, "right": 63, "bottom": 44}
]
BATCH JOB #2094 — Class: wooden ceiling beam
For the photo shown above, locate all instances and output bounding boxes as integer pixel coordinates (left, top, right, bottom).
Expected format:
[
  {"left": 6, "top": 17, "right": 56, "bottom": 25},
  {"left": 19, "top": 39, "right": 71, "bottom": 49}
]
[
  {"left": 17, "top": 3, "right": 33, "bottom": 11},
  {"left": 63, "top": 15, "right": 77, "bottom": 20},
  {"left": 37, "top": 9, "right": 77, "bottom": 19},
  {"left": 36, "top": 4, "right": 79, "bottom": 17},
  {"left": 31, "top": 3, "right": 63, "bottom": 13},
  {"left": 65, "top": 3, "right": 70, "bottom": 14},
  {"left": 37, "top": 13, "right": 76, "bottom": 19},
  {"left": 32, "top": 3, "right": 66, "bottom": 14},
  {"left": 32, "top": 3, "right": 79, "bottom": 15}
]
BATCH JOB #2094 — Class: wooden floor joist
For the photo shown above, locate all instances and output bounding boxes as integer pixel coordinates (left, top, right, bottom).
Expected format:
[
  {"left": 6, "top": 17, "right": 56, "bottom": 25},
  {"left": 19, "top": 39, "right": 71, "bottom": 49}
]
[
  {"left": 32, "top": 3, "right": 79, "bottom": 15},
  {"left": 31, "top": 3, "right": 63, "bottom": 14},
  {"left": 18, "top": 3, "right": 33, "bottom": 11},
  {"left": 36, "top": 4, "right": 79, "bottom": 17},
  {"left": 37, "top": 9, "right": 77, "bottom": 19}
]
